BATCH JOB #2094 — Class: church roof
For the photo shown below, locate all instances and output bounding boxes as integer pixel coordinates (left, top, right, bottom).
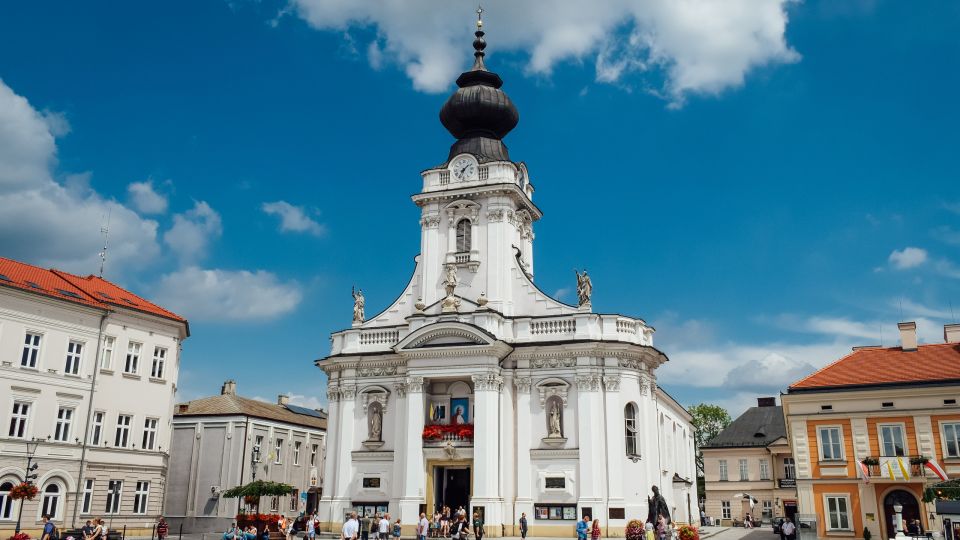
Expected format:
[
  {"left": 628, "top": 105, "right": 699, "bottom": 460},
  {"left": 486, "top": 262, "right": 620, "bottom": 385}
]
[
  {"left": 176, "top": 393, "right": 327, "bottom": 430},
  {"left": 702, "top": 404, "right": 785, "bottom": 449}
]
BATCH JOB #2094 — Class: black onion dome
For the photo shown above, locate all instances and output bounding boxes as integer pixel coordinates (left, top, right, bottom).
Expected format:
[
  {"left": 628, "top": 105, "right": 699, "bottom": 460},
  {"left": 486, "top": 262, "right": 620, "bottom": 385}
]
[{"left": 439, "top": 18, "right": 519, "bottom": 164}]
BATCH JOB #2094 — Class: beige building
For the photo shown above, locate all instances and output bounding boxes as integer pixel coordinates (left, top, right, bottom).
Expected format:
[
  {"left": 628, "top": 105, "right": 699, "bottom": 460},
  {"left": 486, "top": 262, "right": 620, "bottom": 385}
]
[
  {"left": 165, "top": 381, "right": 327, "bottom": 533},
  {"left": 702, "top": 397, "right": 797, "bottom": 526},
  {"left": 782, "top": 322, "right": 960, "bottom": 540},
  {"left": 0, "top": 256, "right": 188, "bottom": 537}
]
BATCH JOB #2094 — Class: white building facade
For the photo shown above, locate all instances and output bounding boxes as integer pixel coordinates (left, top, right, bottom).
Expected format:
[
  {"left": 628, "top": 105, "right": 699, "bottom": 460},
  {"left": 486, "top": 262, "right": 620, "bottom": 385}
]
[
  {"left": 0, "top": 257, "right": 188, "bottom": 536},
  {"left": 315, "top": 23, "right": 697, "bottom": 538}
]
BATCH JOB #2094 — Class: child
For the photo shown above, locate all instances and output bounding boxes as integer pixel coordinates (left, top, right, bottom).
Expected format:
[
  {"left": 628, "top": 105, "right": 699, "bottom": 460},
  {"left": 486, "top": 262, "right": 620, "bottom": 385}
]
[{"left": 392, "top": 520, "right": 401, "bottom": 540}]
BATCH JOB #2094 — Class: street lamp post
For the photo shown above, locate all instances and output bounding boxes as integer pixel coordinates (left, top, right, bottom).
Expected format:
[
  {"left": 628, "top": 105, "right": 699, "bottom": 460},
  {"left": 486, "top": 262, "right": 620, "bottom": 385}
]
[
  {"left": 14, "top": 439, "right": 41, "bottom": 534},
  {"left": 108, "top": 483, "right": 121, "bottom": 532},
  {"left": 893, "top": 503, "right": 905, "bottom": 539}
]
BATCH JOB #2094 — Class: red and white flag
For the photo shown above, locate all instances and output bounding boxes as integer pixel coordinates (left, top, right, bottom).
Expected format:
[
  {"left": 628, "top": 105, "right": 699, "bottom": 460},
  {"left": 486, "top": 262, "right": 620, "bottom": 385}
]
[
  {"left": 858, "top": 460, "right": 871, "bottom": 483},
  {"left": 925, "top": 459, "right": 949, "bottom": 481}
]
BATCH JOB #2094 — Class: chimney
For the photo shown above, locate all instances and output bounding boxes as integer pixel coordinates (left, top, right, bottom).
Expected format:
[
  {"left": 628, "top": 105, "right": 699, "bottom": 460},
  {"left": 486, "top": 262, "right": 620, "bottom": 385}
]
[
  {"left": 898, "top": 321, "right": 917, "bottom": 351},
  {"left": 945, "top": 323, "right": 960, "bottom": 344},
  {"left": 278, "top": 394, "right": 290, "bottom": 406},
  {"left": 757, "top": 397, "right": 777, "bottom": 407},
  {"left": 221, "top": 380, "right": 237, "bottom": 395}
]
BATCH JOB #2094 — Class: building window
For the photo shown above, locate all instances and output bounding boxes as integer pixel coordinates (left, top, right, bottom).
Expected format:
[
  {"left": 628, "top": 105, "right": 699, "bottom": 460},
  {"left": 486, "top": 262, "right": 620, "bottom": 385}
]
[
  {"left": 115, "top": 414, "right": 132, "bottom": 447},
  {"left": 124, "top": 342, "right": 142, "bottom": 374},
  {"left": 718, "top": 460, "right": 728, "bottom": 481},
  {"left": 22, "top": 332, "right": 41, "bottom": 368},
  {"left": 81, "top": 479, "right": 94, "bottom": 514},
  {"left": 624, "top": 403, "right": 639, "bottom": 456},
  {"left": 91, "top": 412, "right": 105, "bottom": 445},
  {"left": 254, "top": 435, "right": 263, "bottom": 462},
  {"left": 65, "top": 341, "right": 83, "bottom": 375},
  {"left": 310, "top": 444, "right": 319, "bottom": 466},
  {"left": 151, "top": 347, "right": 166, "bottom": 379},
  {"left": 456, "top": 219, "right": 472, "bottom": 252},
  {"left": 880, "top": 424, "right": 906, "bottom": 457},
  {"left": 142, "top": 418, "right": 158, "bottom": 450},
  {"left": 944, "top": 422, "right": 960, "bottom": 458},
  {"left": 133, "top": 481, "right": 149, "bottom": 514},
  {"left": 825, "top": 495, "right": 851, "bottom": 531},
  {"left": 739, "top": 459, "right": 748, "bottom": 481},
  {"left": 759, "top": 459, "right": 770, "bottom": 480},
  {"left": 8, "top": 402, "right": 30, "bottom": 439},
  {"left": 275, "top": 439, "right": 283, "bottom": 464},
  {"left": 818, "top": 427, "right": 843, "bottom": 461},
  {"left": 100, "top": 336, "right": 115, "bottom": 369},
  {"left": 0, "top": 481, "right": 14, "bottom": 520},
  {"left": 54, "top": 407, "right": 73, "bottom": 442},
  {"left": 784, "top": 457, "right": 796, "bottom": 479},
  {"left": 293, "top": 441, "right": 301, "bottom": 465},
  {"left": 41, "top": 483, "right": 61, "bottom": 519},
  {"left": 290, "top": 489, "right": 299, "bottom": 511},
  {"left": 270, "top": 497, "right": 279, "bottom": 512},
  {"left": 762, "top": 500, "right": 772, "bottom": 519},
  {"left": 105, "top": 480, "right": 122, "bottom": 514},
  {"left": 721, "top": 501, "right": 731, "bottom": 520}
]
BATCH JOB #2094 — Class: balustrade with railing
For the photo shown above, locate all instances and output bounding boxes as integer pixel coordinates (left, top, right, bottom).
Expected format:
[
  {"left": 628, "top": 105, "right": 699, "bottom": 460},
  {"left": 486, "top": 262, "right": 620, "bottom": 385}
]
[
  {"left": 861, "top": 456, "right": 925, "bottom": 478},
  {"left": 530, "top": 318, "right": 576, "bottom": 336}
]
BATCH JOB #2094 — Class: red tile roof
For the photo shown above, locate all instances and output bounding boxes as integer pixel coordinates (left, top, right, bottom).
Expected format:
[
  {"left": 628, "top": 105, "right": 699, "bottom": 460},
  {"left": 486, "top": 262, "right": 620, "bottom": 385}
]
[
  {"left": 789, "top": 342, "right": 960, "bottom": 391},
  {"left": 0, "top": 256, "right": 187, "bottom": 327}
]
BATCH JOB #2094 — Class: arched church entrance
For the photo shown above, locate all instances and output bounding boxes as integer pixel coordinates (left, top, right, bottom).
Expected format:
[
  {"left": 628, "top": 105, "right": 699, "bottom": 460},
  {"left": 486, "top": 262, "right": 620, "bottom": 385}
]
[{"left": 882, "top": 489, "right": 920, "bottom": 539}]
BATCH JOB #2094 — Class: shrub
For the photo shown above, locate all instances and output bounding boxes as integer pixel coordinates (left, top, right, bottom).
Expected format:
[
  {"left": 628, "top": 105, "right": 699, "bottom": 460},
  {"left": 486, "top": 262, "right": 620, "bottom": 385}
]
[
  {"left": 677, "top": 524, "right": 700, "bottom": 540},
  {"left": 626, "top": 520, "right": 644, "bottom": 540}
]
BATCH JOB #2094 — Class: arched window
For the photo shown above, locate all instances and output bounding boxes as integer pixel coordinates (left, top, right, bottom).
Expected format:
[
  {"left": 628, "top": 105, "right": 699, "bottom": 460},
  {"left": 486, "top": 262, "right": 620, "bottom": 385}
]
[
  {"left": 456, "top": 219, "right": 471, "bottom": 252},
  {"left": 41, "top": 482, "right": 60, "bottom": 519},
  {"left": 0, "top": 481, "right": 14, "bottom": 520},
  {"left": 624, "top": 403, "right": 639, "bottom": 457}
]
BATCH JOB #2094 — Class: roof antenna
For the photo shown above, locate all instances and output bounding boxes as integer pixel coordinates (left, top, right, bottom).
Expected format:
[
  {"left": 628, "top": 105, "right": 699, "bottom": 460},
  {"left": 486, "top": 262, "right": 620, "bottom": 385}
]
[{"left": 98, "top": 206, "right": 112, "bottom": 278}]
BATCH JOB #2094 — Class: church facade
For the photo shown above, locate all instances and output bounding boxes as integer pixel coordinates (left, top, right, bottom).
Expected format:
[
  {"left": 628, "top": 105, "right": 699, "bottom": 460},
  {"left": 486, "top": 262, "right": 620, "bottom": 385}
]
[{"left": 316, "top": 18, "right": 697, "bottom": 537}]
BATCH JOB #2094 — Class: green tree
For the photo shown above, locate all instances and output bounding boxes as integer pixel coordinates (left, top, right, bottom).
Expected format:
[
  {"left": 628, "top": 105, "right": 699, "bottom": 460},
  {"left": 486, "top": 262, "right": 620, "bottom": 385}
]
[{"left": 689, "top": 403, "right": 732, "bottom": 477}]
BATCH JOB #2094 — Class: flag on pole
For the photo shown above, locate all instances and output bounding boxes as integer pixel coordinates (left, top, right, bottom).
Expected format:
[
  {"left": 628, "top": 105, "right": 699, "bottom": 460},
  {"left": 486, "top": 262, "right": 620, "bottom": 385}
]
[
  {"left": 925, "top": 459, "right": 949, "bottom": 481},
  {"left": 857, "top": 460, "right": 871, "bottom": 483},
  {"left": 896, "top": 456, "right": 911, "bottom": 479},
  {"left": 886, "top": 461, "right": 897, "bottom": 480}
]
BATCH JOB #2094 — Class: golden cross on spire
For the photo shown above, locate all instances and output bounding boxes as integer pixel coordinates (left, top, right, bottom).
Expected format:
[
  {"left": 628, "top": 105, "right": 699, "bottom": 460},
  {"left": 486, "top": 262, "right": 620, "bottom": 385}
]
[{"left": 476, "top": 5, "right": 483, "bottom": 28}]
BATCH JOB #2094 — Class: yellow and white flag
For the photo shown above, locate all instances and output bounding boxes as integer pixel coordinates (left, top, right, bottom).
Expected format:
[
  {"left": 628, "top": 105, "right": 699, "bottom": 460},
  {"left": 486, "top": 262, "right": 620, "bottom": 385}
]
[
  {"left": 896, "top": 457, "right": 911, "bottom": 479},
  {"left": 886, "top": 461, "right": 897, "bottom": 480}
]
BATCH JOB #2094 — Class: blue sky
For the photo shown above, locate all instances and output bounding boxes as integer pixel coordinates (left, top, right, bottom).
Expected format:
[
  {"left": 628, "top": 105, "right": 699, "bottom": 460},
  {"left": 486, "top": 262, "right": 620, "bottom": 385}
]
[{"left": 0, "top": 0, "right": 958, "bottom": 416}]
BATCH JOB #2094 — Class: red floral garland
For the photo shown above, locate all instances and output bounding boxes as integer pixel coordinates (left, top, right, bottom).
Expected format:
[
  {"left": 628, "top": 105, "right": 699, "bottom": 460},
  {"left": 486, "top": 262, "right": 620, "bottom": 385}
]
[
  {"left": 10, "top": 483, "right": 39, "bottom": 501},
  {"left": 422, "top": 424, "right": 474, "bottom": 441}
]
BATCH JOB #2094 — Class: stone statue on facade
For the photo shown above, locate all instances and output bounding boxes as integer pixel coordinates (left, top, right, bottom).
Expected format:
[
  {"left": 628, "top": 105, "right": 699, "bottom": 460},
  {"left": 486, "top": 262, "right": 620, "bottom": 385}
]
[
  {"left": 575, "top": 270, "right": 592, "bottom": 307},
  {"left": 352, "top": 286, "right": 365, "bottom": 323},
  {"left": 369, "top": 405, "right": 382, "bottom": 441},
  {"left": 548, "top": 401, "right": 562, "bottom": 437},
  {"left": 442, "top": 263, "right": 461, "bottom": 313},
  {"left": 647, "top": 485, "right": 672, "bottom": 525}
]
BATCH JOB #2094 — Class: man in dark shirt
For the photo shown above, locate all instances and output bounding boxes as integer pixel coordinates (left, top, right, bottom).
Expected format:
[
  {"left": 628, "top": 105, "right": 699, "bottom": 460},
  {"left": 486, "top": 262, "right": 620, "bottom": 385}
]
[
  {"left": 82, "top": 520, "right": 95, "bottom": 540},
  {"left": 41, "top": 515, "right": 56, "bottom": 540}
]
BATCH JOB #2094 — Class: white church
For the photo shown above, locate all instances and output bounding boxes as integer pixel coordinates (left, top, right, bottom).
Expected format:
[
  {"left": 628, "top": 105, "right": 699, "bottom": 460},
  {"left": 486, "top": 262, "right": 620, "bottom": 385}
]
[{"left": 316, "top": 16, "right": 698, "bottom": 537}]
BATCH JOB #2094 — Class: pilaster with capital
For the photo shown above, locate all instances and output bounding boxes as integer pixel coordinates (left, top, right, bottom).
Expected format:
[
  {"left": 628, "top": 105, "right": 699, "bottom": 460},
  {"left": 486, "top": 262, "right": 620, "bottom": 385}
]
[
  {"left": 400, "top": 375, "right": 426, "bottom": 512},
  {"left": 575, "top": 371, "right": 603, "bottom": 502},
  {"left": 514, "top": 376, "right": 533, "bottom": 504},
  {"left": 602, "top": 373, "right": 625, "bottom": 502},
  {"left": 472, "top": 372, "right": 503, "bottom": 501},
  {"left": 331, "top": 384, "right": 356, "bottom": 507}
]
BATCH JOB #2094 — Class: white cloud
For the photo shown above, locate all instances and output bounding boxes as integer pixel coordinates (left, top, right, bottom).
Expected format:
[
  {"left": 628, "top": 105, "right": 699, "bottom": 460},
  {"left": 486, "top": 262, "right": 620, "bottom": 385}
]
[
  {"left": 152, "top": 266, "right": 302, "bottom": 321},
  {"left": 889, "top": 247, "right": 928, "bottom": 269},
  {"left": 164, "top": 201, "right": 222, "bottom": 262},
  {"left": 0, "top": 79, "right": 161, "bottom": 275},
  {"left": 288, "top": 0, "right": 799, "bottom": 105},
  {"left": 127, "top": 180, "right": 169, "bottom": 214},
  {"left": 262, "top": 200, "right": 326, "bottom": 236}
]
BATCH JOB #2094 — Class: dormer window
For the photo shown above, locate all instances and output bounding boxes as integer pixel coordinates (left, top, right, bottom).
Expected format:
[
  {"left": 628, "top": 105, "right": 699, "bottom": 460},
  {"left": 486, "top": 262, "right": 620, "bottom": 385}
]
[{"left": 456, "top": 219, "right": 472, "bottom": 252}]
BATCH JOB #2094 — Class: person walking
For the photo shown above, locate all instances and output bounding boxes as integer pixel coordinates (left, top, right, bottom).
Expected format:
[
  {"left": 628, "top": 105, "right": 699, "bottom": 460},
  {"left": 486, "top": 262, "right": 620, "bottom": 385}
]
[
  {"left": 450, "top": 515, "right": 469, "bottom": 540},
  {"left": 41, "top": 515, "right": 57, "bottom": 540},
  {"left": 392, "top": 519, "right": 401, "bottom": 540},
  {"left": 700, "top": 510, "right": 706, "bottom": 527},
  {"left": 379, "top": 514, "right": 391, "bottom": 540},
  {"left": 157, "top": 517, "right": 170, "bottom": 540},
  {"left": 781, "top": 518, "right": 796, "bottom": 540},
  {"left": 307, "top": 514, "right": 317, "bottom": 540},
  {"left": 591, "top": 519, "right": 601, "bottom": 540},
  {"left": 577, "top": 515, "right": 590, "bottom": 540},
  {"left": 472, "top": 512, "right": 484, "bottom": 540},
  {"left": 343, "top": 512, "right": 360, "bottom": 540},
  {"left": 361, "top": 514, "right": 372, "bottom": 540},
  {"left": 418, "top": 513, "right": 429, "bottom": 540},
  {"left": 519, "top": 513, "right": 528, "bottom": 540}
]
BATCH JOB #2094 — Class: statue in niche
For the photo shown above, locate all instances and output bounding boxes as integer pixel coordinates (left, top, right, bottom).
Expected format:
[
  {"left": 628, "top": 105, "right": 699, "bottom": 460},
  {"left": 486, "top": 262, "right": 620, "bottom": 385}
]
[
  {"left": 352, "top": 286, "right": 365, "bottom": 323},
  {"left": 574, "top": 270, "right": 592, "bottom": 307},
  {"left": 368, "top": 402, "right": 382, "bottom": 441},
  {"left": 548, "top": 400, "right": 563, "bottom": 437}
]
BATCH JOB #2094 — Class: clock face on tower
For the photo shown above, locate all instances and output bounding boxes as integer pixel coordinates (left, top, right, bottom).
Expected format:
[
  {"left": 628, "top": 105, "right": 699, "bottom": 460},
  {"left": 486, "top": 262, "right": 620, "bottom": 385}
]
[{"left": 451, "top": 156, "right": 477, "bottom": 180}]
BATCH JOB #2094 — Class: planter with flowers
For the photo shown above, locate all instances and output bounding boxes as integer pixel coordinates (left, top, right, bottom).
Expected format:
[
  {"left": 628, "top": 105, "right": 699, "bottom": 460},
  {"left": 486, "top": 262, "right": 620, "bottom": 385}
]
[
  {"left": 10, "top": 483, "right": 39, "bottom": 501},
  {"left": 676, "top": 524, "right": 700, "bottom": 540},
  {"left": 8, "top": 533, "right": 32, "bottom": 540},
  {"left": 625, "top": 520, "right": 644, "bottom": 540}
]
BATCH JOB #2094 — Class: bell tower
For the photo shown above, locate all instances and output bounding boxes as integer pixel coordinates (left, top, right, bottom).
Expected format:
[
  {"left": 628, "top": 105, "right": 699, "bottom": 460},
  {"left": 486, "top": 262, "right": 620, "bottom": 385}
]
[{"left": 413, "top": 10, "right": 542, "bottom": 315}]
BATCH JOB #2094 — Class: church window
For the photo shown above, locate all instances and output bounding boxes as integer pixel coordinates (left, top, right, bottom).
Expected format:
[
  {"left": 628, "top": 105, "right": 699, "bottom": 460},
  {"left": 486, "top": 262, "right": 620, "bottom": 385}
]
[
  {"left": 456, "top": 219, "right": 471, "bottom": 252},
  {"left": 624, "top": 403, "right": 639, "bottom": 457}
]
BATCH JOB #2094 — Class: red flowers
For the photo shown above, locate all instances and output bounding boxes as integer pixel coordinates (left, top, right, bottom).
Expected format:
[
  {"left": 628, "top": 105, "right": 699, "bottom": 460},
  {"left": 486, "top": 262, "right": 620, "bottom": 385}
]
[
  {"left": 9, "top": 483, "right": 38, "bottom": 501},
  {"left": 8, "top": 533, "right": 32, "bottom": 540},
  {"left": 422, "top": 424, "right": 474, "bottom": 441},
  {"left": 677, "top": 525, "right": 700, "bottom": 540}
]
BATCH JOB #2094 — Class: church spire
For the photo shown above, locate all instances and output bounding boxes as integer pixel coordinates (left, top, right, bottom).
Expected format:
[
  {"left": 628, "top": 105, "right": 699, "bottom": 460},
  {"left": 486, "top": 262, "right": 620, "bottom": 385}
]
[{"left": 438, "top": 7, "right": 519, "bottom": 164}]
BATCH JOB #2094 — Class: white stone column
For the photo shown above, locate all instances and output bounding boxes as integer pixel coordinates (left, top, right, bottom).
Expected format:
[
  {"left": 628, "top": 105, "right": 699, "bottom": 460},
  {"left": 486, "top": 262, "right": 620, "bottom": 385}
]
[
  {"left": 575, "top": 373, "right": 605, "bottom": 514},
  {"left": 472, "top": 373, "right": 504, "bottom": 528},
  {"left": 399, "top": 377, "right": 426, "bottom": 524},
  {"left": 603, "top": 374, "right": 625, "bottom": 504},
  {"left": 420, "top": 213, "right": 441, "bottom": 306},
  {"left": 391, "top": 381, "right": 409, "bottom": 519},
  {"left": 514, "top": 376, "right": 534, "bottom": 530},
  {"left": 318, "top": 386, "right": 341, "bottom": 527},
  {"left": 446, "top": 211, "right": 456, "bottom": 256},
  {"left": 331, "top": 385, "right": 357, "bottom": 525}
]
